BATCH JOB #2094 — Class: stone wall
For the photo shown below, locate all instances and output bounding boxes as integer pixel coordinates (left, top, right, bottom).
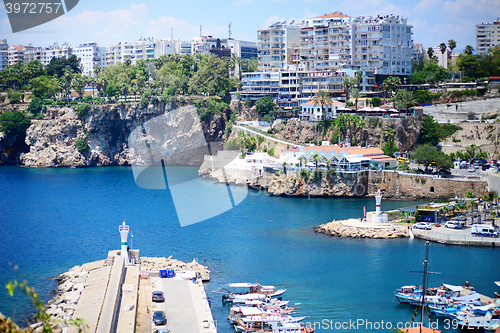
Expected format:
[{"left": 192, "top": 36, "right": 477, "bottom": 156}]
[
  {"left": 423, "top": 97, "right": 500, "bottom": 122},
  {"left": 368, "top": 170, "right": 488, "bottom": 199}
]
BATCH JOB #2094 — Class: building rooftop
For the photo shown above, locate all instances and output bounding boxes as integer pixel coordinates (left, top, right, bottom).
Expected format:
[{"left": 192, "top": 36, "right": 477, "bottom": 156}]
[
  {"left": 314, "top": 12, "right": 350, "bottom": 19},
  {"left": 302, "top": 100, "right": 346, "bottom": 106}
]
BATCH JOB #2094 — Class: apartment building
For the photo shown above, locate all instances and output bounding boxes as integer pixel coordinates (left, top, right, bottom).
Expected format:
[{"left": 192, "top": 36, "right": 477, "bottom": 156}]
[
  {"left": 191, "top": 36, "right": 231, "bottom": 57},
  {"left": 227, "top": 39, "right": 258, "bottom": 59},
  {"left": 433, "top": 46, "right": 450, "bottom": 69},
  {"left": 476, "top": 19, "right": 500, "bottom": 55},
  {"left": 73, "top": 43, "right": 106, "bottom": 76},
  {"left": 257, "top": 20, "right": 302, "bottom": 71},
  {"left": 300, "top": 13, "right": 413, "bottom": 76},
  {"left": 41, "top": 42, "right": 72, "bottom": 66},
  {"left": 106, "top": 37, "right": 180, "bottom": 66},
  {"left": 8, "top": 44, "right": 37, "bottom": 66},
  {"left": 0, "top": 40, "right": 7, "bottom": 71}
]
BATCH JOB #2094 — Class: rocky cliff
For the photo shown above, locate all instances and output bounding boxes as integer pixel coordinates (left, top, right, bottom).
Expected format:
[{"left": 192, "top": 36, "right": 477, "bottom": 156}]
[
  {"left": 267, "top": 171, "right": 369, "bottom": 197},
  {"left": 9, "top": 102, "right": 228, "bottom": 168}
]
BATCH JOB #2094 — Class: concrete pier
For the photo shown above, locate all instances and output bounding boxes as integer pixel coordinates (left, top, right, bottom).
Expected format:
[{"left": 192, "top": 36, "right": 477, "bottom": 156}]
[{"left": 59, "top": 250, "right": 213, "bottom": 333}]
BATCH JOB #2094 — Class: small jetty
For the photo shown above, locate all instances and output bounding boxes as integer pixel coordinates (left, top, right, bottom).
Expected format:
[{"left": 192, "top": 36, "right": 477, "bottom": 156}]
[{"left": 36, "top": 221, "right": 215, "bottom": 333}]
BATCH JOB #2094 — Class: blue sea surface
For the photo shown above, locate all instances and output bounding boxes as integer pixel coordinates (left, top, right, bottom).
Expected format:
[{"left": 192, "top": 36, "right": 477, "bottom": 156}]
[{"left": 0, "top": 166, "right": 499, "bottom": 332}]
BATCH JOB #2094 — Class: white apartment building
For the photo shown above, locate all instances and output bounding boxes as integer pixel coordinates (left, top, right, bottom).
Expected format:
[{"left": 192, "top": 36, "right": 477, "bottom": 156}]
[
  {"left": 179, "top": 41, "right": 192, "bottom": 55},
  {"left": 8, "top": 45, "right": 37, "bottom": 66},
  {"left": 257, "top": 21, "right": 302, "bottom": 71},
  {"left": 73, "top": 43, "right": 106, "bottom": 76},
  {"left": 433, "top": 46, "right": 450, "bottom": 69},
  {"left": 0, "top": 39, "right": 8, "bottom": 70},
  {"left": 41, "top": 43, "right": 72, "bottom": 66},
  {"left": 106, "top": 37, "right": 180, "bottom": 66},
  {"left": 191, "top": 36, "right": 231, "bottom": 57},
  {"left": 476, "top": 19, "right": 500, "bottom": 55},
  {"left": 300, "top": 13, "right": 413, "bottom": 75}
]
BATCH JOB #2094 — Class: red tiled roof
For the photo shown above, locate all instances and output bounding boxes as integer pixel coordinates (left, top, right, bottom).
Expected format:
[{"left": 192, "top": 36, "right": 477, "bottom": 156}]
[{"left": 315, "top": 12, "right": 350, "bottom": 19}]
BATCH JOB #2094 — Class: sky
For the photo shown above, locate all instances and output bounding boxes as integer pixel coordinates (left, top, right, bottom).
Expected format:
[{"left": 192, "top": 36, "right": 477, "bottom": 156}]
[{"left": 1, "top": 0, "right": 500, "bottom": 52}]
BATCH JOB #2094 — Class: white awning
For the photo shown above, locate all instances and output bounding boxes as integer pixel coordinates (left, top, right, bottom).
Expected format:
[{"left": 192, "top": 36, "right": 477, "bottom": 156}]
[
  {"left": 228, "top": 283, "right": 256, "bottom": 288},
  {"left": 231, "top": 306, "right": 262, "bottom": 316},
  {"left": 442, "top": 284, "right": 463, "bottom": 292},
  {"left": 452, "top": 293, "right": 481, "bottom": 302}
]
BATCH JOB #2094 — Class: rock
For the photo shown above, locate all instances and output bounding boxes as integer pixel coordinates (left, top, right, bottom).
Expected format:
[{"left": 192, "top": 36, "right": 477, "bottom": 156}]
[{"left": 315, "top": 220, "right": 408, "bottom": 239}]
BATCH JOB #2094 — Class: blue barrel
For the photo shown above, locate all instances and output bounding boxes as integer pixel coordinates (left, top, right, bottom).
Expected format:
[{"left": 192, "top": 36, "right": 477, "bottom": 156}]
[
  {"left": 160, "top": 270, "right": 167, "bottom": 278},
  {"left": 167, "top": 270, "right": 175, "bottom": 278}
]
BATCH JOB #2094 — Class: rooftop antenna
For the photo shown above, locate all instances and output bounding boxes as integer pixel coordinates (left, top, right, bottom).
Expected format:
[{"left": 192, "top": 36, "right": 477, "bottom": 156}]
[
  {"left": 171, "top": 27, "right": 173, "bottom": 40},
  {"left": 200, "top": 25, "right": 202, "bottom": 37},
  {"left": 229, "top": 22, "right": 232, "bottom": 39}
]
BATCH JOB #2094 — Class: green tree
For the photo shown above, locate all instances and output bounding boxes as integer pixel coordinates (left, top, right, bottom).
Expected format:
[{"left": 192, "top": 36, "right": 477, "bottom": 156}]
[
  {"left": 419, "top": 115, "right": 441, "bottom": 145},
  {"left": 439, "top": 43, "right": 447, "bottom": 59},
  {"left": 413, "top": 144, "right": 452, "bottom": 169},
  {"left": 464, "top": 45, "right": 474, "bottom": 55},
  {"left": 255, "top": 96, "right": 276, "bottom": 119},
  {"left": 410, "top": 62, "right": 449, "bottom": 84},
  {"left": 427, "top": 47, "right": 435, "bottom": 61},
  {"left": 448, "top": 39, "right": 457, "bottom": 53},
  {"left": 28, "top": 98, "right": 45, "bottom": 114},
  {"left": 393, "top": 89, "right": 417, "bottom": 113},
  {"left": 313, "top": 90, "right": 333, "bottom": 127},
  {"left": 30, "top": 75, "right": 59, "bottom": 99},
  {"left": 381, "top": 76, "right": 402, "bottom": 101},
  {"left": 0, "top": 111, "right": 31, "bottom": 139},
  {"left": 385, "top": 127, "right": 396, "bottom": 157},
  {"left": 45, "top": 55, "right": 82, "bottom": 78},
  {"left": 106, "top": 81, "right": 119, "bottom": 98},
  {"left": 371, "top": 96, "right": 382, "bottom": 107}
]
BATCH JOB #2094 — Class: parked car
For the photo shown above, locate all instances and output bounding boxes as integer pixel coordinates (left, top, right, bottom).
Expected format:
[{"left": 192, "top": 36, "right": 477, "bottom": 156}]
[
  {"left": 152, "top": 291, "right": 165, "bottom": 302},
  {"left": 413, "top": 222, "right": 432, "bottom": 230},
  {"left": 468, "top": 166, "right": 476, "bottom": 172},
  {"left": 444, "top": 221, "right": 462, "bottom": 229},
  {"left": 482, "top": 165, "right": 490, "bottom": 171},
  {"left": 398, "top": 157, "right": 410, "bottom": 164},
  {"left": 153, "top": 311, "right": 167, "bottom": 326},
  {"left": 154, "top": 330, "right": 171, "bottom": 333},
  {"left": 438, "top": 169, "right": 452, "bottom": 175}
]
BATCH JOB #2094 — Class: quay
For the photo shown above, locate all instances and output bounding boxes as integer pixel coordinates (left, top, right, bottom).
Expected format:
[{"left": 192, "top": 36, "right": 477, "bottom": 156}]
[
  {"left": 412, "top": 228, "right": 500, "bottom": 247},
  {"left": 58, "top": 221, "right": 216, "bottom": 333},
  {"left": 49, "top": 248, "right": 214, "bottom": 333}
]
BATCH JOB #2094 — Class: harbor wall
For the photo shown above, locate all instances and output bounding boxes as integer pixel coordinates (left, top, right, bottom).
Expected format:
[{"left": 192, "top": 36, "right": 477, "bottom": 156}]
[
  {"left": 368, "top": 170, "right": 488, "bottom": 199},
  {"left": 96, "top": 255, "right": 125, "bottom": 333}
]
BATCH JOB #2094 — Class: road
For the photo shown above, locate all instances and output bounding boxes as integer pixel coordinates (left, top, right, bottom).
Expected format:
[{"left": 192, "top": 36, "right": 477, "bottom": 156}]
[{"left": 233, "top": 125, "right": 304, "bottom": 148}]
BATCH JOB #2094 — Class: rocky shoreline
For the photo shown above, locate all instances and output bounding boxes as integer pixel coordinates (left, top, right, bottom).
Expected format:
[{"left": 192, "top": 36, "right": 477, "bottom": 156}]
[
  {"left": 314, "top": 220, "right": 409, "bottom": 239},
  {"left": 34, "top": 255, "right": 211, "bottom": 333}
]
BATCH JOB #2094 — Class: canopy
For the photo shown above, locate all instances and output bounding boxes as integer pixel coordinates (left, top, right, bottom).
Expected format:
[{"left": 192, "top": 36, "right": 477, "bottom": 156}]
[
  {"left": 442, "top": 284, "right": 463, "bottom": 292},
  {"left": 372, "top": 107, "right": 387, "bottom": 112},
  {"left": 388, "top": 108, "right": 399, "bottom": 113},
  {"left": 452, "top": 293, "right": 481, "bottom": 302},
  {"left": 228, "top": 283, "right": 257, "bottom": 288},
  {"left": 358, "top": 107, "right": 373, "bottom": 112},
  {"left": 231, "top": 307, "right": 262, "bottom": 316}
]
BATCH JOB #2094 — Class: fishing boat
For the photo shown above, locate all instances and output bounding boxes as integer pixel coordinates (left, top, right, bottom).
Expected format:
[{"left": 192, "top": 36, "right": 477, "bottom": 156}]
[
  {"left": 394, "top": 285, "right": 419, "bottom": 303},
  {"left": 233, "top": 314, "right": 314, "bottom": 333},
  {"left": 222, "top": 282, "right": 286, "bottom": 302},
  {"left": 228, "top": 305, "right": 305, "bottom": 326}
]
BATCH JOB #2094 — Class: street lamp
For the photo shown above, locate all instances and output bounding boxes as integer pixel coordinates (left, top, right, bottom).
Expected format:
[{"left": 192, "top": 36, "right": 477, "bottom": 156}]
[{"left": 131, "top": 232, "right": 134, "bottom": 264}]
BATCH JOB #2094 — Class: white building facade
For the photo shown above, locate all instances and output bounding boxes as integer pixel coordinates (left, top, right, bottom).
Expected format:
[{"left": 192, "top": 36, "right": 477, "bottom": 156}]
[
  {"left": 476, "top": 19, "right": 500, "bottom": 55},
  {"left": 0, "top": 39, "right": 8, "bottom": 70},
  {"left": 73, "top": 43, "right": 106, "bottom": 76},
  {"left": 257, "top": 21, "right": 302, "bottom": 71}
]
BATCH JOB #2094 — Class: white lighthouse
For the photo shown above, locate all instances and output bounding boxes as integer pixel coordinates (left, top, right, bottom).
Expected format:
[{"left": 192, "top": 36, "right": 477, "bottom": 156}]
[
  {"left": 375, "top": 189, "right": 382, "bottom": 216},
  {"left": 119, "top": 221, "right": 130, "bottom": 264}
]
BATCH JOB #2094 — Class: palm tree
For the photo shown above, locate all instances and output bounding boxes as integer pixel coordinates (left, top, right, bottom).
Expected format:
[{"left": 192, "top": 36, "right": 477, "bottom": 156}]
[
  {"left": 351, "top": 88, "right": 361, "bottom": 111},
  {"left": 427, "top": 47, "right": 434, "bottom": 60},
  {"left": 397, "top": 90, "right": 417, "bottom": 114},
  {"left": 385, "top": 127, "right": 396, "bottom": 157},
  {"left": 282, "top": 161, "right": 287, "bottom": 174},
  {"left": 298, "top": 156, "right": 304, "bottom": 170},
  {"left": 448, "top": 39, "right": 457, "bottom": 53},
  {"left": 355, "top": 71, "right": 363, "bottom": 89},
  {"left": 343, "top": 77, "right": 352, "bottom": 103},
  {"left": 313, "top": 90, "right": 333, "bottom": 126},
  {"left": 439, "top": 43, "right": 447, "bottom": 61},
  {"left": 464, "top": 45, "right": 474, "bottom": 55},
  {"left": 312, "top": 153, "right": 320, "bottom": 169}
]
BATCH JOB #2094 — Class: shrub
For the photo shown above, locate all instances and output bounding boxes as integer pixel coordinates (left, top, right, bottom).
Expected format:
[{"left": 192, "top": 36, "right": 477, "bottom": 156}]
[
  {"left": 8, "top": 91, "right": 21, "bottom": 104},
  {"left": 75, "top": 138, "right": 89, "bottom": 153},
  {"left": 244, "top": 99, "right": 253, "bottom": 108},
  {"left": 224, "top": 139, "right": 239, "bottom": 150},
  {"left": 368, "top": 117, "right": 379, "bottom": 127},
  {"left": 0, "top": 111, "right": 31, "bottom": 138},
  {"left": 268, "top": 147, "right": 274, "bottom": 157},
  {"left": 83, "top": 95, "right": 93, "bottom": 103},
  {"left": 28, "top": 98, "right": 45, "bottom": 114},
  {"left": 76, "top": 104, "right": 90, "bottom": 119}
]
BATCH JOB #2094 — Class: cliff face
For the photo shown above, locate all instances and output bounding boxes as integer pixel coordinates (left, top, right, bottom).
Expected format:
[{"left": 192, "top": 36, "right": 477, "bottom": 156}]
[
  {"left": 18, "top": 103, "right": 227, "bottom": 168},
  {"left": 267, "top": 171, "right": 369, "bottom": 197}
]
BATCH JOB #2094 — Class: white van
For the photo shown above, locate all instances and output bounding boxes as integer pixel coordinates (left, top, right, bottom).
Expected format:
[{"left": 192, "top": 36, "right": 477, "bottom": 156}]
[{"left": 471, "top": 224, "right": 499, "bottom": 237}]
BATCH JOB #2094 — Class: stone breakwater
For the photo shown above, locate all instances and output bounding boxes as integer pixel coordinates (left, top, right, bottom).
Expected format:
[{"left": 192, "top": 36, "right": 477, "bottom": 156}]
[
  {"left": 314, "top": 220, "right": 409, "bottom": 239},
  {"left": 35, "top": 255, "right": 210, "bottom": 333}
]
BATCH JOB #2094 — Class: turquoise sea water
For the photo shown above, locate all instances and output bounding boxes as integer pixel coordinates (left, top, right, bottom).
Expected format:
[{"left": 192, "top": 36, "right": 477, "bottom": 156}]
[{"left": 1, "top": 166, "right": 499, "bottom": 332}]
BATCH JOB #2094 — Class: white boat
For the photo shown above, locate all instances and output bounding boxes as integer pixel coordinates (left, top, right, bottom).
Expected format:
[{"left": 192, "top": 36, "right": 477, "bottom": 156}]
[
  {"left": 222, "top": 282, "right": 286, "bottom": 302},
  {"left": 234, "top": 314, "right": 314, "bottom": 333}
]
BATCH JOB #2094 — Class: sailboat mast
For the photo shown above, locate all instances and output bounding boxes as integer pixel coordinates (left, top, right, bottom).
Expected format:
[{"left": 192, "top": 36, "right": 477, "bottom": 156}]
[{"left": 420, "top": 241, "right": 430, "bottom": 333}]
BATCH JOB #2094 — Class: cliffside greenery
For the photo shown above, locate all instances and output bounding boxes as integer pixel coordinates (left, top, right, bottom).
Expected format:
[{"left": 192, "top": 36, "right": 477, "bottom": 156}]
[
  {"left": 255, "top": 96, "right": 276, "bottom": 123},
  {"left": 75, "top": 138, "right": 89, "bottom": 153},
  {"left": 419, "top": 115, "right": 462, "bottom": 146},
  {"left": 0, "top": 111, "right": 31, "bottom": 139}
]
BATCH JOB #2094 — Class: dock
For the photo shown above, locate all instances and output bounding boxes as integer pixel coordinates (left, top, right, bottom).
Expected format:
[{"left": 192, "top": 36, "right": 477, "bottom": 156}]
[
  {"left": 61, "top": 250, "right": 215, "bottom": 333},
  {"left": 412, "top": 228, "right": 500, "bottom": 247}
]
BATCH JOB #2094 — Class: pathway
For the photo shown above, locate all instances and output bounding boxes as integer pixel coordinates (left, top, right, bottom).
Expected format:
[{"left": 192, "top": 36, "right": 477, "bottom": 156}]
[{"left": 233, "top": 125, "right": 303, "bottom": 148}]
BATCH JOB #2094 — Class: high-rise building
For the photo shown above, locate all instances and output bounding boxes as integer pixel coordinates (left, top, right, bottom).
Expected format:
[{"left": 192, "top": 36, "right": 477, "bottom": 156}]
[
  {"left": 300, "top": 13, "right": 413, "bottom": 75},
  {"left": 476, "top": 19, "right": 500, "bottom": 55},
  {"left": 257, "top": 21, "right": 302, "bottom": 71},
  {"left": 0, "top": 40, "right": 9, "bottom": 70},
  {"left": 73, "top": 43, "right": 106, "bottom": 76}
]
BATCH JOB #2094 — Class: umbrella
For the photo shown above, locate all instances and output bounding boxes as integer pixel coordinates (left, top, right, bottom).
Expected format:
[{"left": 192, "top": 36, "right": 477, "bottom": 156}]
[
  {"left": 358, "top": 107, "right": 373, "bottom": 112},
  {"left": 388, "top": 108, "right": 399, "bottom": 113},
  {"left": 372, "top": 107, "right": 387, "bottom": 112}
]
